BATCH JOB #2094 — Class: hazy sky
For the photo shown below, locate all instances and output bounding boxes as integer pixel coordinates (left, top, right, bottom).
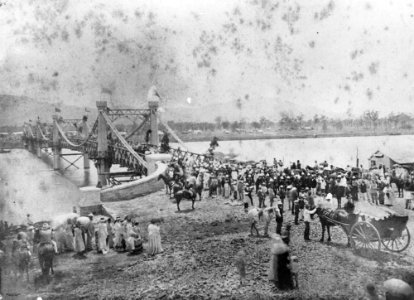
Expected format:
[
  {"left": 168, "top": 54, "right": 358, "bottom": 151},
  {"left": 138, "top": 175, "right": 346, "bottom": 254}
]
[{"left": 0, "top": 0, "right": 414, "bottom": 121}]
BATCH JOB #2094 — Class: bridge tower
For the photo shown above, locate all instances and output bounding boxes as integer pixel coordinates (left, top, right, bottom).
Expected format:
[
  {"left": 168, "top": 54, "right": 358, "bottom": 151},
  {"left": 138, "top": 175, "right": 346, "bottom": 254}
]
[
  {"left": 148, "top": 86, "right": 160, "bottom": 147},
  {"left": 52, "top": 115, "right": 62, "bottom": 170},
  {"left": 96, "top": 101, "right": 111, "bottom": 186}
]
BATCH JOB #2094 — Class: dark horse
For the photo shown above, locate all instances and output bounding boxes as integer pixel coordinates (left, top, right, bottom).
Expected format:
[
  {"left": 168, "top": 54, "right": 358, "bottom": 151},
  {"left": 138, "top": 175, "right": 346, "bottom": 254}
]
[
  {"left": 159, "top": 172, "right": 183, "bottom": 198},
  {"left": 158, "top": 174, "right": 196, "bottom": 211},
  {"left": 34, "top": 229, "right": 55, "bottom": 280},
  {"left": 13, "top": 245, "right": 31, "bottom": 281},
  {"left": 315, "top": 206, "right": 353, "bottom": 246},
  {"left": 38, "top": 243, "right": 55, "bottom": 278},
  {"left": 390, "top": 176, "right": 405, "bottom": 198}
]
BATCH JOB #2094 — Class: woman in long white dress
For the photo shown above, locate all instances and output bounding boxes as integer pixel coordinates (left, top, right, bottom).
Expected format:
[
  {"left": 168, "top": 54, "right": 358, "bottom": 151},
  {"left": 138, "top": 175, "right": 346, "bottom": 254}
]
[
  {"left": 147, "top": 220, "right": 163, "bottom": 256},
  {"left": 97, "top": 218, "right": 108, "bottom": 254},
  {"left": 74, "top": 224, "right": 85, "bottom": 257}
]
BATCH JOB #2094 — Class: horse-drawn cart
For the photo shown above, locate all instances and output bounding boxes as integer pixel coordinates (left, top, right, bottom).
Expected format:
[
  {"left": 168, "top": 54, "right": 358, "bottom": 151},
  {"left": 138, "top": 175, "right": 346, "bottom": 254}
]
[{"left": 318, "top": 202, "right": 411, "bottom": 254}]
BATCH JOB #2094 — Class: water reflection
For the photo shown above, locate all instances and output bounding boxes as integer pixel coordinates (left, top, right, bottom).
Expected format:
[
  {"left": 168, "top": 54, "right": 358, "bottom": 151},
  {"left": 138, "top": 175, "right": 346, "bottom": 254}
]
[{"left": 39, "top": 148, "right": 125, "bottom": 188}]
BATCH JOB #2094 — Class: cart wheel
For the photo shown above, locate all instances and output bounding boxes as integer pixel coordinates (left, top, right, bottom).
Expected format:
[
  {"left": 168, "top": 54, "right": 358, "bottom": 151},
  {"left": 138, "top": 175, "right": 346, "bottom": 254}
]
[
  {"left": 382, "top": 226, "right": 411, "bottom": 253},
  {"left": 350, "top": 221, "right": 381, "bottom": 255}
]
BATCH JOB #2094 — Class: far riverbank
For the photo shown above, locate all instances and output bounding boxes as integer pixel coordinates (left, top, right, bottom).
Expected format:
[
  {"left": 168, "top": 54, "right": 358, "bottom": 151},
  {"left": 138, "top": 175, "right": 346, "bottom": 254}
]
[{"left": 178, "top": 130, "right": 408, "bottom": 143}]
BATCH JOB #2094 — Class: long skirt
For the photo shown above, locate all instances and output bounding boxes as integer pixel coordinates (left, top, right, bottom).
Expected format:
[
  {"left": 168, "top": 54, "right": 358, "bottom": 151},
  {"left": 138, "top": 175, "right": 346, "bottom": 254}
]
[
  {"left": 107, "top": 232, "right": 114, "bottom": 249},
  {"left": 147, "top": 233, "right": 163, "bottom": 255},
  {"left": 65, "top": 230, "right": 75, "bottom": 251},
  {"left": 114, "top": 231, "right": 123, "bottom": 247},
  {"left": 74, "top": 230, "right": 85, "bottom": 253},
  {"left": 98, "top": 232, "right": 108, "bottom": 253},
  {"left": 224, "top": 183, "right": 231, "bottom": 198}
]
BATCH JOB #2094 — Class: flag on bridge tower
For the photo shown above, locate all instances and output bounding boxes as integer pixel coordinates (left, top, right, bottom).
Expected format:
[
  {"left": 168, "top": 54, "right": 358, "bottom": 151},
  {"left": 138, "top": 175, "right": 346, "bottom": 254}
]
[{"left": 55, "top": 107, "right": 61, "bottom": 113}]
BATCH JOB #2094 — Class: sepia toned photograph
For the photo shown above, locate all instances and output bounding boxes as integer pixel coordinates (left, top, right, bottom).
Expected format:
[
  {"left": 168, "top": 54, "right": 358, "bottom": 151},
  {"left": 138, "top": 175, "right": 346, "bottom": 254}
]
[{"left": 0, "top": 0, "right": 414, "bottom": 299}]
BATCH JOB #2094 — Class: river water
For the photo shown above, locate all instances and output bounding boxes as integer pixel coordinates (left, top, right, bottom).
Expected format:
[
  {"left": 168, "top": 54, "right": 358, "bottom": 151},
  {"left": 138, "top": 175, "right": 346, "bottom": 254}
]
[{"left": 181, "top": 134, "right": 414, "bottom": 168}]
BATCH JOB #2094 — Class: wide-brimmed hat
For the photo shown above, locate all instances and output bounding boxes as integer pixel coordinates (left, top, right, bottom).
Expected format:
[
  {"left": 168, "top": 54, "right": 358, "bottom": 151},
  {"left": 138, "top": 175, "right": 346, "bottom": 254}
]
[{"left": 88, "top": 213, "right": 94, "bottom": 217}]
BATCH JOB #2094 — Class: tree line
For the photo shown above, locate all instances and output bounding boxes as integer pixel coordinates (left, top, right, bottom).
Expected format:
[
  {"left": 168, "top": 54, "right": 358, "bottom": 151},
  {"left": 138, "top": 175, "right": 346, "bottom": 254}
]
[
  {"left": 1, "top": 110, "right": 412, "bottom": 134},
  {"left": 164, "top": 111, "right": 414, "bottom": 133}
]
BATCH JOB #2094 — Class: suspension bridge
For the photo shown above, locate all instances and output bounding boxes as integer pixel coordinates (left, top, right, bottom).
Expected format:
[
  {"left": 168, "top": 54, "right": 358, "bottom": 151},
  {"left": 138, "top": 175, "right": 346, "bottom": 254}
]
[{"left": 20, "top": 93, "right": 217, "bottom": 206}]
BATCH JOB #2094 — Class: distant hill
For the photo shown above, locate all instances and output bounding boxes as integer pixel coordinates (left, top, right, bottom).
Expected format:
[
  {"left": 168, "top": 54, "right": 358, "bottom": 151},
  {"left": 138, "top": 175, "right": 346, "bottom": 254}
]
[{"left": 0, "top": 94, "right": 96, "bottom": 126}]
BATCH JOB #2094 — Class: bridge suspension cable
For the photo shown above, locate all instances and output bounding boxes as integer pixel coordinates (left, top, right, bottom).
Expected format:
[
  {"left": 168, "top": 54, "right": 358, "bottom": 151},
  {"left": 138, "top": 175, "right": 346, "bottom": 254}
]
[
  {"left": 102, "top": 112, "right": 149, "bottom": 169},
  {"left": 27, "top": 125, "right": 36, "bottom": 138},
  {"left": 55, "top": 119, "right": 98, "bottom": 148},
  {"left": 158, "top": 117, "right": 188, "bottom": 151},
  {"left": 37, "top": 125, "right": 50, "bottom": 141}
]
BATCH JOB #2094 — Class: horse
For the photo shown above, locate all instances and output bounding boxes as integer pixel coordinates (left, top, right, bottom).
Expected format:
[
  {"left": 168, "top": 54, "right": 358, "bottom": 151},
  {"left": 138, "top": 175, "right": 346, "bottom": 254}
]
[
  {"left": 38, "top": 243, "right": 55, "bottom": 278},
  {"left": 158, "top": 173, "right": 196, "bottom": 211},
  {"left": 315, "top": 206, "right": 352, "bottom": 246},
  {"left": 390, "top": 176, "right": 405, "bottom": 198},
  {"left": 174, "top": 189, "right": 197, "bottom": 211},
  {"left": 11, "top": 237, "right": 31, "bottom": 281},
  {"left": 15, "top": 247, "right": 31, "bottom": 281},
  {"left": 195, "top": 172, "right": 204, "bottom": 200},
  {"left": 158, "top": 173, "right": 183, "bottom": 198},
  {"left": 34, "top": 228, "right": 55, "bottom": 280},
  {"left": 209, "top": 176, "right": 219, "bottom": 197}
]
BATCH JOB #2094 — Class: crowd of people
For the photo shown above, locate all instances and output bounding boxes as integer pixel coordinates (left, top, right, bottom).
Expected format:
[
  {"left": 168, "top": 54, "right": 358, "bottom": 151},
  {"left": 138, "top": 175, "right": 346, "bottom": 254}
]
[
  {"left": 0, "top": 210, "right": 165, "bottom": 285},
  {"left": 1, "top": 142, "right": 414, "bottom": 298},
  {"left": 166, "top": 149, "right": 414, "bottom": 296}
]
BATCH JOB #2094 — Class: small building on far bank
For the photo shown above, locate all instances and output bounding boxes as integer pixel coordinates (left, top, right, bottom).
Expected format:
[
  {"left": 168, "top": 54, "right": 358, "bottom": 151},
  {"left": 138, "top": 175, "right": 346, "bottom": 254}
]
[{"left": 369, "top": 150, "right": 414, "bottom": 170}]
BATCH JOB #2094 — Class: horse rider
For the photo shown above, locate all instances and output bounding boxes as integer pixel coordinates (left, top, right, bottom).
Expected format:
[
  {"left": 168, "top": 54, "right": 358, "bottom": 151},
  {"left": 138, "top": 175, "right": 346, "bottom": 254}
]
[
  {"left": 38, "top": 223, "right": 58, "bottom": 254},
  {"left": 187, "top": 172, "right": 197, "bottom": 189}
]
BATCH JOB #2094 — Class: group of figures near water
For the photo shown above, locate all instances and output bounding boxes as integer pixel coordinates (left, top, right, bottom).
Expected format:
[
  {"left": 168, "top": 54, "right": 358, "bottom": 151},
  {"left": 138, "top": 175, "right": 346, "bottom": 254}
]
[{"left": 0, "top": 143, "right": 413, "bottom": 298}]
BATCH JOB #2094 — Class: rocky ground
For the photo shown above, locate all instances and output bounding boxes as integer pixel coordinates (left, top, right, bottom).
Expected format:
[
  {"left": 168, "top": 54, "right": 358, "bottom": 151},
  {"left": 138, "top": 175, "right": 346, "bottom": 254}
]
[{"left": 3, "top": 190, "right": 414, "bottom": 300}]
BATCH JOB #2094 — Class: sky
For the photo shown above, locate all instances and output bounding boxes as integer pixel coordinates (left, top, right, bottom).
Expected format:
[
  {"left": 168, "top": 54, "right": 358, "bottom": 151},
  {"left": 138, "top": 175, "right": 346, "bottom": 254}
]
[{"left": 0, "top": 0, "right": 414, "bottom": 122}]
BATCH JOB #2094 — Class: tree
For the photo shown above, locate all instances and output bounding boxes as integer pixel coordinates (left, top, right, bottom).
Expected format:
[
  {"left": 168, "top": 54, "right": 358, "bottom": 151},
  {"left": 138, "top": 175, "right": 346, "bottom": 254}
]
[
  {"left": 322, "top": 121, "right": 328, "bottom": 131},
  {"left": 222, "top": 121, "right": 230, "bottom": 130},
  {"left": 251, "top": 121, "right": 261, "bottom": 129},
  {"left": 279, "top": 111, "right": 296, "bottom": 130},
  {"left": 364, "top": 110, "right": 379, "bottom": 129},
  {"left": 230, "top": 121, "right": 240, "bottom": 132},
  {"left": 313, "top": 114, "right": 320, "bottom": 127},
  {"left": 214, "top": 116, "right": 222, "bottom": 130}
]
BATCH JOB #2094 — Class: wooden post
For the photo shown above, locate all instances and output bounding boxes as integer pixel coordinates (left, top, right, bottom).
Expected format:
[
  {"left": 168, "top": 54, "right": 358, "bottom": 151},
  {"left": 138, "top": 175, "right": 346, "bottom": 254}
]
[
  {"left": 52, "top": 115, "right": 62, "bottom": 170},
  {"left": 96, "top": 101, "right": 110, "bottom": 186}
]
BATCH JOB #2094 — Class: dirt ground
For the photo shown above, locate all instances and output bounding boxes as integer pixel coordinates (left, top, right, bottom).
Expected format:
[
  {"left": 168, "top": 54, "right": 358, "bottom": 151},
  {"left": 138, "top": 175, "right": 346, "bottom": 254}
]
[{"left": 2, "top": 189, "right": 414, "bottom": 300}]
